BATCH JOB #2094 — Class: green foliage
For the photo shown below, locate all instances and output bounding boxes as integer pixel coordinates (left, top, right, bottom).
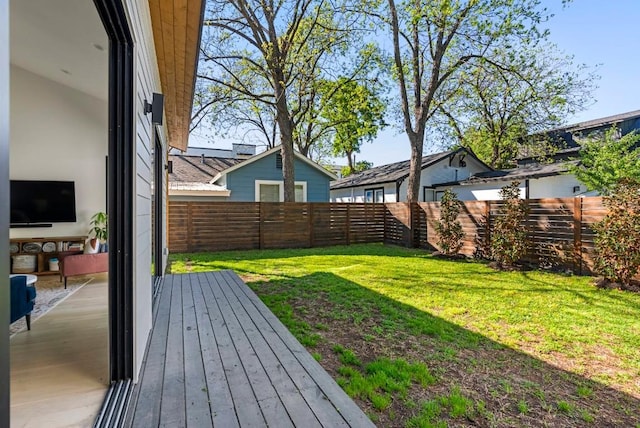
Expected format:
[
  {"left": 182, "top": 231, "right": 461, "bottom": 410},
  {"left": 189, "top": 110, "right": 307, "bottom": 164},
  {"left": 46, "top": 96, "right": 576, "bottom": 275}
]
[
  {"left": 337, "top": 357, "right": 435, "bottom": 411},
  {"left": 592, "top": 179, "right": 640, "bottom": 285},
  {"left": 570, "top": 128, "right": 640, "bottom": 194},
  {"left": 434, "top": 189, "right": 464, "bottom": 255},
  {"left": 383, "top": 0, "right": 557, "bottom": 202},
  {"left": 341, "top": 160, "right": 373, "bottom": 177},
  {"left": 89, "top": 211, "right": 108, "bottom": 242},
  {"left": 320, "top": 77, "right": 386, "bottom": 169},
  {"left": 439, "top": 387, "right": 474, "bottom": 418},
  {"left": 517, "top": 399, "right": 529, "bottom": 414},
  {"left": 491, "top": 182, "right": 529, "bottom": 267},
  {"left": 406, "top": 400, "right": 445, "bottom": 428},
  {"left": 333, "top": 344, "right": 362, "bottom": 366},
  {"left": 441, "top": 45, "right": 597, "bottom": 169}
]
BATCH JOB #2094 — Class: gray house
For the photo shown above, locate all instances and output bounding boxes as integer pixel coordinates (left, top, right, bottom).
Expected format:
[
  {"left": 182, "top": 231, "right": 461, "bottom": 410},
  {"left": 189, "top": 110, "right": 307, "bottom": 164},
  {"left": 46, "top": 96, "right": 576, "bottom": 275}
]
[
  {"left": 170, "top": 145, "right": 337, "bottom": 202},
  {"left": 330, "top": 148, "right": 492, "bottom": 202},
  {"left": 434, "top": 110, "right": 640, "bottom": 200}
]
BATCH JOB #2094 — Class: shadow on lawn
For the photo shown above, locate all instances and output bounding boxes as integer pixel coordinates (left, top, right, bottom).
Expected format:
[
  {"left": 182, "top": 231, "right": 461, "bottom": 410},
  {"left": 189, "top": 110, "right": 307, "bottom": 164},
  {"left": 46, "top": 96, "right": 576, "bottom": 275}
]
[{"left": 246, "top": 271, "right": 640, "bottom": 427}]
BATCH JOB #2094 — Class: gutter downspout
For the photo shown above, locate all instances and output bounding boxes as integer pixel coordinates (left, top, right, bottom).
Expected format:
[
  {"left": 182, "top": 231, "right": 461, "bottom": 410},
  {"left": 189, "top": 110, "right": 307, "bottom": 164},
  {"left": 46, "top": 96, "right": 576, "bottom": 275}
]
[
  {"left": 396, "top": 179, "right": 402, "bottom": 202},
  {"left": 525, "top": 179, "right": 530, "bottom": 199}
]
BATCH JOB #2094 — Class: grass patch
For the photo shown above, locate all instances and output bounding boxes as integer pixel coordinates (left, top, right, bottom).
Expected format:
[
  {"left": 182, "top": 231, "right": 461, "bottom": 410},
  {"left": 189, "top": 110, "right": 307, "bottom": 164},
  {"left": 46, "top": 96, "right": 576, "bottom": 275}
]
[
  {"left": 170, "top": 244, "right": 640, "bottom": 427},
  {"left": 336, "top": 357, "right": 435, "bottom": 412}
]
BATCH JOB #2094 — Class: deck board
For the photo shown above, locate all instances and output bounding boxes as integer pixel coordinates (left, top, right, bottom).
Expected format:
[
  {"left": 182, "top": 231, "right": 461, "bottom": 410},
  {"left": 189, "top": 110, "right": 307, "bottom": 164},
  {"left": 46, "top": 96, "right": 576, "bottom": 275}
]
[{"left": 126, "top": 271, "right": 374, "bottom": 427}]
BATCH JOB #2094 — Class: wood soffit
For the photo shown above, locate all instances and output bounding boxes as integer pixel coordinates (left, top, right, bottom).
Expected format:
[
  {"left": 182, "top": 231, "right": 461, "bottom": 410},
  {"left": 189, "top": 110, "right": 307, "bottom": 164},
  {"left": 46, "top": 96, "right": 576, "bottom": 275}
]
[{"left": 149, "top": 0, "right": 204, "bottom": 152}]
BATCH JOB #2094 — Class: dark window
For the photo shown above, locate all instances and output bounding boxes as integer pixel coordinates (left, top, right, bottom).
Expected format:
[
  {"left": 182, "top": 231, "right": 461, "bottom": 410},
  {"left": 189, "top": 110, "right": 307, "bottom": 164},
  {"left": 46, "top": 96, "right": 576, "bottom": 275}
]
[
  {"left": 276, "top": 154, "right": 282, "bottom": 169},
  {"left": 365, "top": 187, "right": 384, "bottom": 203}
]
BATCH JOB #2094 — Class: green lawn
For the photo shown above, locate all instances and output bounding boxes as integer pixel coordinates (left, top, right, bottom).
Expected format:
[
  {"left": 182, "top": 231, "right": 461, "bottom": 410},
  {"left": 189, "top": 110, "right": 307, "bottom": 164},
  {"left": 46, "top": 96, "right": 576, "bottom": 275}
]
[{"left": 170, "top": 244, "right": 640, "bottom": 427}]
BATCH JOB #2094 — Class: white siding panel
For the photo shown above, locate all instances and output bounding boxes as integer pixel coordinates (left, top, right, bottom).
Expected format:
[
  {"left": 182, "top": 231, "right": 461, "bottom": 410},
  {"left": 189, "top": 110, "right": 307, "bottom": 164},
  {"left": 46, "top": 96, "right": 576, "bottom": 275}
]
[
  {"left": 124, "top": 0, "right": 165, "bottom": 382},
  {"left": 529, "top": 175, "right": 585, "bottom": 199}
]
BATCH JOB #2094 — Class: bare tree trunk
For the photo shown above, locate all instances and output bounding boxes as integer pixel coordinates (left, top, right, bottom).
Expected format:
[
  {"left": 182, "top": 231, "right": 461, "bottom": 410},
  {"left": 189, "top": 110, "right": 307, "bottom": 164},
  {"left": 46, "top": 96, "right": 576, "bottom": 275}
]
[
  {"left": 406, "top": 129, "right": 424, "bottom": 203},
  {"left": 347, "top": 150, "right": 354, "bottom": 170},
  {"left": 273, "top": 68, "right": 296, "bottom": 202}
]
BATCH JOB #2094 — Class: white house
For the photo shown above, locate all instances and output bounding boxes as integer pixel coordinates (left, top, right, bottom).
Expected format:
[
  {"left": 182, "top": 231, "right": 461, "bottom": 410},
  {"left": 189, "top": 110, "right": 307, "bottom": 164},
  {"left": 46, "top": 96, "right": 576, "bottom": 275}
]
[
  {"left": 1, "top": 0, "right": 204, "bottom": 426},
  {"left": 433, "top": 161, "right": 591, "bottom": 200},
  {"left": 330, "top": 148, "right": 492, "bottom": 202}
]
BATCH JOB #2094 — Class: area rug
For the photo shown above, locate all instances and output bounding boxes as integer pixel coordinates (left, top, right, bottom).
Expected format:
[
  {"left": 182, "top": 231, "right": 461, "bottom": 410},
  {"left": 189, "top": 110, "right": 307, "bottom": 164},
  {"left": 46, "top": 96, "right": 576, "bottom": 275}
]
[{"left": 9, "top": 273, "right": 103, "bottom": 336}]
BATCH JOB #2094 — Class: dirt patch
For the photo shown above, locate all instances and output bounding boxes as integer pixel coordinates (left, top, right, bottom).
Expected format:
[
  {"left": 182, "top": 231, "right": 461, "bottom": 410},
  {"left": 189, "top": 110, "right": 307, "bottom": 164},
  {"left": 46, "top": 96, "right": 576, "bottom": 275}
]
[
  {"left": 595, "top": 277, "right": 640, "bottom": 293},
  {"left": 251, "top": 279, "right": 640, "bottom": 427}
]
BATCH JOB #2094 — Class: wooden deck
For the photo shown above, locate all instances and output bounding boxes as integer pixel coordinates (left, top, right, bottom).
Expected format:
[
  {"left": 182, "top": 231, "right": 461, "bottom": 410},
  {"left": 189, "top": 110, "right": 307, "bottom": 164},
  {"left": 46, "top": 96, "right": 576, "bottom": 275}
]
[{"left": 126, "top": 271, "right": 375, "bottom": 427}]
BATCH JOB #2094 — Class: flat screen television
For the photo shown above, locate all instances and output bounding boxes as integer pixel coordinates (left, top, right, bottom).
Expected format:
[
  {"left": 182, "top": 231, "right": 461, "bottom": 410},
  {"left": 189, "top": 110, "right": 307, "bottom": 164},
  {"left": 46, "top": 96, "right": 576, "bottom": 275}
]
[{"left": 10, "top": 180, "right": 77, "bottom": 225}]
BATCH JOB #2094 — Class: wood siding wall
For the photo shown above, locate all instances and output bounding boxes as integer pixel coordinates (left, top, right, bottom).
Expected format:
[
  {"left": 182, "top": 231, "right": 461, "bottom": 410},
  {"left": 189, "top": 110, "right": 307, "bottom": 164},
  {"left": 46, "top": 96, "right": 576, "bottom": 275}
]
[{"left": 169, "top": 198, "right": 609, "bottom": 274}]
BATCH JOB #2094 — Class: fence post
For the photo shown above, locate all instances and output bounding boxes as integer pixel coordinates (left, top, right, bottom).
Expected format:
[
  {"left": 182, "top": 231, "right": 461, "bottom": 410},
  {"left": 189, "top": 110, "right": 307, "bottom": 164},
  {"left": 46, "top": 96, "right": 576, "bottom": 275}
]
[
  {"left": 484, "top": 201, "right": 491, "bottom": 256},
  {"left": 573, "top": 197, "right": 583, "bottom": 275},
  {"left": 411, "top": 203, "right": 421, "bottom": 248},
  {"left": 346, "top": 204, "right": 351, "bottom": 245},
  {"left": 186, "top": 202, "right": 193, "bottom": 253},
  {"left": 259, "top": 203, "right": 264, "bottom": 249},
  {"left": 383, "top": 204, "right": 387, "bottom": 243},
  {"left": 308, "top": 203, "right": 314, "bottom": 248}
]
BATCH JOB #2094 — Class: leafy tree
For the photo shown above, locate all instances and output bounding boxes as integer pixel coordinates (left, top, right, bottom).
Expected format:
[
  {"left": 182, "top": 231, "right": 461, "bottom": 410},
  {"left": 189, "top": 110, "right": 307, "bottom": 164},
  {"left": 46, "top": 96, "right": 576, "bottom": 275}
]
[
  {"left": 491, "top": 182, "right": 529, "bottom": 267},
  {"left": 196, "top": 2, "right": 377, "bottom": 198},
  {"left": 434, "top": 189, "right": 464, "bottom": 256},
  {"left": 593, "top": 179, "right": 640, "bottom": 286},
  {"left": 341, "top": 160, "right": 373, "bottom": 177},
  {"left": 319, "top": 78, "right": 386, "bottom": 170},
  {"left": 197, "top": 0, "right": 365, "bottom": 200},
  {"left": 438, "top": 45, "right": 597, "bottom": 168},
  {"left": 381, "top": 0, "right": 550, "bottom": 202},
  {"left": 570, "top": 128, "right": 640, "bottom": 194}
]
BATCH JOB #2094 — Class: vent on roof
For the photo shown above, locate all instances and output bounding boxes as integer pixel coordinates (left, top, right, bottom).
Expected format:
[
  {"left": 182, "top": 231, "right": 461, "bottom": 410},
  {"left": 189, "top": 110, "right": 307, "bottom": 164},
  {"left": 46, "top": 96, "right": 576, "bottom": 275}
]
[{"left": 276, "top": 154, "right": 283, "bottom": 169}]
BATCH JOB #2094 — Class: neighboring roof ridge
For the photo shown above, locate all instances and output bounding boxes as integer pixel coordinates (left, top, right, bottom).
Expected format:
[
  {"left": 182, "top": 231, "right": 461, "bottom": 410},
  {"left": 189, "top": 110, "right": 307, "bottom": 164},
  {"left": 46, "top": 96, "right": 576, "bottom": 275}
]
[
  {"left": 538, "top": 109, "right": 640, "bottom": 135},
  {"left": 330, "top": 149, "right": 460, "bottom": 190}
]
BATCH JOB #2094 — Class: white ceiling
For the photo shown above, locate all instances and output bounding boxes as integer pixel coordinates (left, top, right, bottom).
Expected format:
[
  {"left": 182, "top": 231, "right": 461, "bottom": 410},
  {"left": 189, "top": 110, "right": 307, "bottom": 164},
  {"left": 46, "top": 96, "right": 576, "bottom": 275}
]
[{"left": 10, "top": 0, "right": 109, "bottom": 101}]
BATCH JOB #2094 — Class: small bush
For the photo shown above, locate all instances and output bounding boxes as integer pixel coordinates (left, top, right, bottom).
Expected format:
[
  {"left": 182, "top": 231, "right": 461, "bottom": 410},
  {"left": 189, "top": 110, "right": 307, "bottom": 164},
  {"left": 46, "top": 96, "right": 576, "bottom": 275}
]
[
  {"left": 434, "top": 189, "right": 465, "bottom": 255},
  {"left": 593, "top": 179, "right": 640, "bottom": 285},
  {"left": 491, "top": 181, "right": 529, "bottom": 267}
]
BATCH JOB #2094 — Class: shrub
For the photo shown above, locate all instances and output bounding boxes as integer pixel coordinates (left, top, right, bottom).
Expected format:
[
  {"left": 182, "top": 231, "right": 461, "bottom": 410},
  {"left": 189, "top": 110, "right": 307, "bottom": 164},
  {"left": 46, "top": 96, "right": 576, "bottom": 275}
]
[
  {"left": 593, "top": 179, "right": 640, "bottom": 285},
  {"left": 434, "top": 189, "right": 464, "bottom": 255},
  {"left": 491, "top": 181, "right": 529, "bottom": 267}
]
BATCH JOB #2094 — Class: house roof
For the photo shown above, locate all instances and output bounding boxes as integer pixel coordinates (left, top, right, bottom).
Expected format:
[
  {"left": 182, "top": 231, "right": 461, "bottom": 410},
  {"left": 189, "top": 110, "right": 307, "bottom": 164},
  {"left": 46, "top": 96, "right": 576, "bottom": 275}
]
[
  {"left": 149, "top": 0, "right": 205, "bottom": 152},
  {"left": 168, "top": 181, "right": 231, "bottom": 197},
  {"left": 440, "top": 161, "right": 579, "bottom": 186},
  {"left": 169, "top": 154, "right": 243, "bottom": 184},
  {"left": 210, "top": 145, "right": 338, "bottom": 183},
  {"left": 330, "top": 148, "right": 487, "bottom": 190},
  {"left": 548, "top": 109, "right": 640, "bottom": 134}
]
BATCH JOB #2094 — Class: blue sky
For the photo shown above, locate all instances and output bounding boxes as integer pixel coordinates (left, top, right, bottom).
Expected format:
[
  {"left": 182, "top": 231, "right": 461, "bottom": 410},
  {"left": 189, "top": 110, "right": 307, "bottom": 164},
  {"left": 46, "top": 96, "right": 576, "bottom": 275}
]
[{"left": 190, "top": 1, "right": 640, "bottom": 166}]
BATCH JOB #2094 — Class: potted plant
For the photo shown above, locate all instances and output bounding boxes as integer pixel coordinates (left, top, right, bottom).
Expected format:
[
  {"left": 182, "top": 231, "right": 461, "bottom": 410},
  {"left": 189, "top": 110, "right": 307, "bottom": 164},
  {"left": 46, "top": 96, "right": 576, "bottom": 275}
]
[{"left": 89, "top": 211, "right": 108, "bottom": 252}]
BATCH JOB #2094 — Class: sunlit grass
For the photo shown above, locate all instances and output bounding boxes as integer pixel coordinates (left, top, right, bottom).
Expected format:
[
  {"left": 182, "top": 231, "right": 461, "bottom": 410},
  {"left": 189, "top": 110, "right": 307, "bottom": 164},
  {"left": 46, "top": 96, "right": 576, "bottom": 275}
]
[{"left": 170, "top": 243, "right": 640, "bottom": 390}]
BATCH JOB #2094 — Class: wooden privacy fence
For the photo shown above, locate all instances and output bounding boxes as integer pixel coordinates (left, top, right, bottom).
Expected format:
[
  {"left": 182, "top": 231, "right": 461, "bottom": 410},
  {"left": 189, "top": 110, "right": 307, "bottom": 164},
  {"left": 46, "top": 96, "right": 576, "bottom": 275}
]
[{"left": 169, "top": 198, "right": 607, "bottom": 274}]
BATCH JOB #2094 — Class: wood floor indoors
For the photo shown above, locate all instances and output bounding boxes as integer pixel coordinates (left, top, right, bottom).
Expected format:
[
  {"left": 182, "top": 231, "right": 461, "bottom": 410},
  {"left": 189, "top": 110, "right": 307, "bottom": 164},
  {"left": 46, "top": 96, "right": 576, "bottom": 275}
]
[{"left": 10, "top": 274, "right": 109, "bottom": 428}]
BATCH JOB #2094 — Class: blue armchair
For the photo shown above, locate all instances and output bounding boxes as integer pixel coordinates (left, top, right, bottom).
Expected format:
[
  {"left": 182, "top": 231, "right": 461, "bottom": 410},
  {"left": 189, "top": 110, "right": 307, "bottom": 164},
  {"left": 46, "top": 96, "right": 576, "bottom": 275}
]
[{"left": 10, "top": 276, "right": 37, "bottom": 330}]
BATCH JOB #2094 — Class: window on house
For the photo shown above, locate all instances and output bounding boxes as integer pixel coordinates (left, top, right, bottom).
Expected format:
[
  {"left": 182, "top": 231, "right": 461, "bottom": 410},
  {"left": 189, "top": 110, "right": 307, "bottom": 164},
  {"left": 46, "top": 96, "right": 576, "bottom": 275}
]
[
  {"left": 276, "top": 154, "right": 283, "bottom": 169},
  {"left": 423, "top": 187, "right": 435, "bottom": 202},
  {"left": 364, "top": 189, "right": 373, "bottom": 203},
  {"left": 255, "top": 180, "right": 307, "bottom": 202},
  {"left": 295, "top": 184, "right": 304, "bottom": 202},
  {"left": 259, "top": 184, "right": 280, "bottom": 202},
  {"left": 365, "top": 187, "right": 384, "bottom": 203}
]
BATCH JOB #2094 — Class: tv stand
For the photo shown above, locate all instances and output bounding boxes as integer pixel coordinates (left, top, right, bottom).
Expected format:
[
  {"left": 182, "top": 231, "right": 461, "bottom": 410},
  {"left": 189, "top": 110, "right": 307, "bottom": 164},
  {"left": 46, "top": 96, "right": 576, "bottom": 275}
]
[
  {"left": 10, "top": 236, "right": 86, "bottom": 276},
  {"left": 10, "top": 223, "right": 53, "bottom": 228}
]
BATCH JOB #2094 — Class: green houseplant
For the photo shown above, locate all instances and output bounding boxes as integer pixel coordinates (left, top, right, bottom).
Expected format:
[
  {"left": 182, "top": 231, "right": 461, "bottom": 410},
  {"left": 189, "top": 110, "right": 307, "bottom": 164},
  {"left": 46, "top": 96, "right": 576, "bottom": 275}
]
[{"left": 89, "top": 211, "right": 108, "bottom": 243}]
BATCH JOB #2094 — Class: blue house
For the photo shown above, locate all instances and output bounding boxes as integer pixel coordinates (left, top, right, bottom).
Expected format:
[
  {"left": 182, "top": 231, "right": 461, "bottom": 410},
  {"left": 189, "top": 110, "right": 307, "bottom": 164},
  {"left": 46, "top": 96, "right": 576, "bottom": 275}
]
[{"left": 169, "top": 145, "right": 336, "bottom": 202}]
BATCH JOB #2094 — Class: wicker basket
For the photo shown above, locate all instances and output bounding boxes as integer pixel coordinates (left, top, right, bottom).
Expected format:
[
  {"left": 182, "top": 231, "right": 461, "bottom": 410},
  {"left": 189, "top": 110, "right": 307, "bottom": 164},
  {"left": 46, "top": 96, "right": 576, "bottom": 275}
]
[{"left": 12, "top": 254, "right": 37, "bottom": 273}]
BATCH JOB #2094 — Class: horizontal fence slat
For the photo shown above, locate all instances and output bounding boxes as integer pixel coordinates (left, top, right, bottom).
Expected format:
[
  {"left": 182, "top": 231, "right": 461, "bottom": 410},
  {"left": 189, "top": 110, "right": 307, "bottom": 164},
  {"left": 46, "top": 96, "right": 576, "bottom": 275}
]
[{"left": 167, "top": 197, "right": 636, "bottom": 279}]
